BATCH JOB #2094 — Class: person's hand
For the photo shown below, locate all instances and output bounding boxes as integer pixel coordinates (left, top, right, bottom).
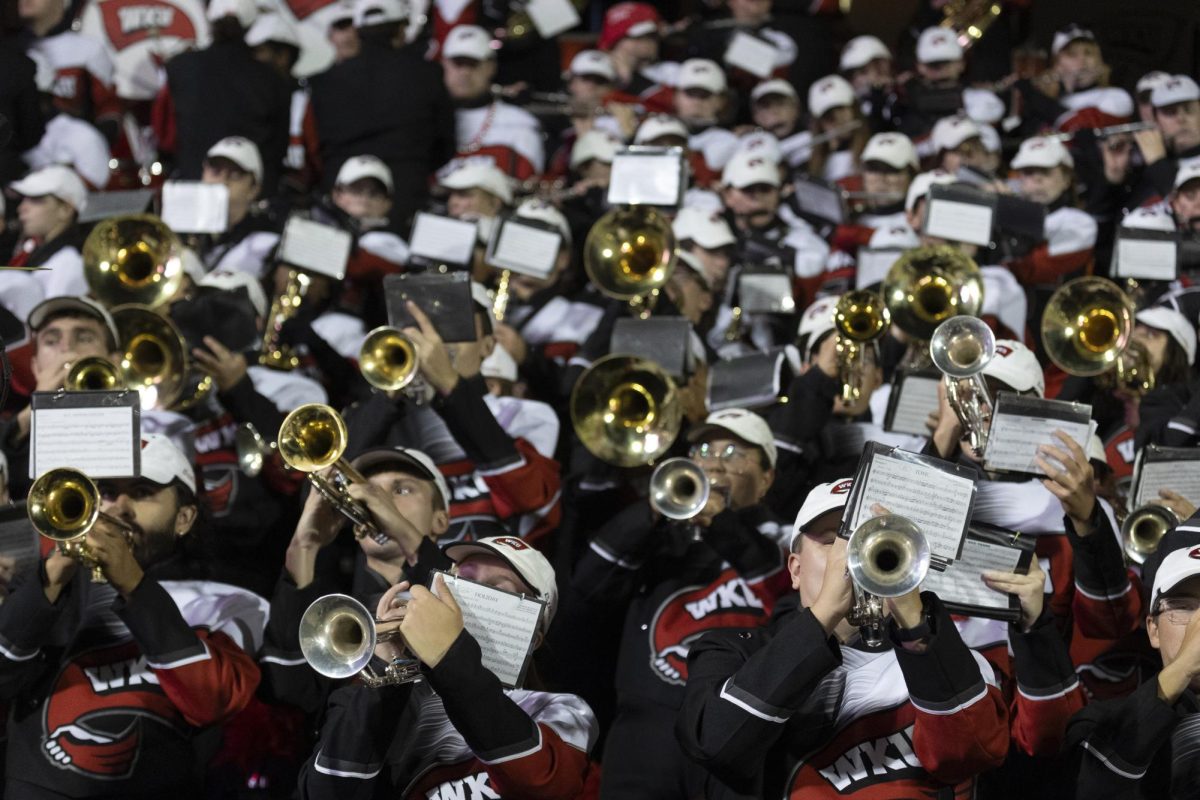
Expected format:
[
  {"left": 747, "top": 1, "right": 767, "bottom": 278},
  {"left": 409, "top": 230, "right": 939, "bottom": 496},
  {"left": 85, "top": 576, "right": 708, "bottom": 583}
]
[
  {"left": 374, "top": 581, "right": 412, "bottom": 664},
  {"left": 885, "top": 588, "right": 925, "bottom": 632},
  {"left": 1134, "top": 126, "right": 1167, "bottom": 166},
  {"left": 400, "top": 574, "right": 464, "bottom": 668},
  {"left": 191, "top": 336, "right": 248, "bottom": 392},
  {"left": 493, "top": 323, "right": 528, "bottom": 365},
  {"left": 33, "top": 350, "right": 73, "bottom": 392},
  {"left": 929, "top": 379, "right": 965, "bottom": 458},
  {"left": 694, "top": 484, "right": 728, "bottom": 529},
  {"left": 85, "top": 523, "right": 144, "bottom": 597},
  {"left": 402, "top": 301, "right": 460, "bottom": 395},
  {"left": 609, "top": 102, "right": 639, "bottom": 140},
  {"left": 42, "top": 547, "right": 78, "bottom": 604},
  {"left": 1158, "top": 489, "right": 1197, "bottom": 522},
  {"left": 292, "top": 476, "right": 344, "bottom": 549},
  {"left": 810, "top": 537, "right": 853, "bottom": 636},
  {"left": 1158, "top": 608, "right": 1200, "bottom": 703},
  {"left": 678, "top": 364, "right": 709, "bottom": 425},
  {"left": 345, "top": 481, "right": 425, "bottom": 558},
  {"left": 1036, "top": 431, "right": 1096, "bottom": 536},
  {"left": 982, "top": 559, "right": 1046, "bottom": 633}
]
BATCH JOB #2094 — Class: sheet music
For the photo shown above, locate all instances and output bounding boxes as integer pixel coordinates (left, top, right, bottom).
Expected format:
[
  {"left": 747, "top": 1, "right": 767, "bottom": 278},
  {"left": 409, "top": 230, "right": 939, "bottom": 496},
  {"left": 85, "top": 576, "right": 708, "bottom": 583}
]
[
  {"left": 79, "top": 189, "right": 155, "bottom": 224},
  {"left": 1116, "top": 237, "right": 1177, "bottom": 281},
  {"left": 738, "top": 273, "right": 794, "bottom": 313},
  {"left": 409, "top": 213, "right": 478, "bottom": 265},
  {"left": 724, "top": 30, "right": 779, "bottom": 78},
  {"left": 856, "top": 248, "right": 902, "bottom": 289},
  {"left": 278, "top": 217, "right": 352, "bottom": 280},
  {"left": 921, "top": 538, "right": 1023, "bottom": 612},
  {"left": 526, "top": 0, "right": 580, "bottom": 37},
  {"left": 983, "top": 395, "right": 1092, "bottom": 475},
  {"left": 608, "top": 151, "right": 684, "bottom": 207},
  {"left": 847, "top": 451, "right": 974, "bottom": 562},
  {"left": 924, "top": 198, "right": 993, "bottom": 246},
  {"left": 31, "top": 405, "right": 138, "bottom": 479},
  {"left": 792, "top": 179, "right": 844, "bottom": 224},
  {"left": 887, "top": 374, "right": 940, "bottom": 435},
  {"left": 489, "top": 220, "right": 560, "bottom": 279},
  {"left": 433, "top": 572, "right": 545, "bottom": 688},
  {"left": 161, "top": 181, "right": 229, "bottom": 233},
  {"left": 1135, "top": 459, "right": 1200, "bottom": 507}
]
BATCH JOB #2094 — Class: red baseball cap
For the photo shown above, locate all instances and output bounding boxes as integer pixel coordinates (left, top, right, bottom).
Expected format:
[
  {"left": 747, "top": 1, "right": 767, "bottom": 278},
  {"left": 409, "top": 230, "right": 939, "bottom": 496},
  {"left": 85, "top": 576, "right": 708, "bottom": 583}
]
[{"left": 598, "top": 2, "right": 661, "bottom": 51}]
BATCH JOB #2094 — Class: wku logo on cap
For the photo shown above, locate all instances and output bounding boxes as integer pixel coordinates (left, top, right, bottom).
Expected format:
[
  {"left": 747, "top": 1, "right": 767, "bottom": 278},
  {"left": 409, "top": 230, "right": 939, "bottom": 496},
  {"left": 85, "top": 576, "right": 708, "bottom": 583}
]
[
  {"left": 492, "top": 536, "right": 529, "bottom": 551},
  {"left": 1189, "top": 546, "right": 1200, "bottom": 559},
  {"left": 994, "top": 344, "right": 1014, "bottom": 357},
  {"left": 930, "top": 34, "right": 948, "bottom": 45},
  {"left": 1030, "top": 141, "right": 1048, "bottom": 149},
  {"left": 832, "top": 479, "right": 853, "bottom": 494}
]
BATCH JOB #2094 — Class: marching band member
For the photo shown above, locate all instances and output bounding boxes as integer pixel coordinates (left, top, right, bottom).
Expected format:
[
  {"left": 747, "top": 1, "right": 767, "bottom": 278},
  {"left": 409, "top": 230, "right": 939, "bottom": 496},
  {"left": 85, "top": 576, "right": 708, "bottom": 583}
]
[
  {"left": 597, "top": 2, "right": 663, "bottom": 98},
  {"left": 6, "top": 165, "right": 89, "bottom": 298},
  {"left": 197, "top": 136, "right": 283, "bottom": 276},
  {"left": 805, "top": 74, "right": 867, "bottom": 183}
]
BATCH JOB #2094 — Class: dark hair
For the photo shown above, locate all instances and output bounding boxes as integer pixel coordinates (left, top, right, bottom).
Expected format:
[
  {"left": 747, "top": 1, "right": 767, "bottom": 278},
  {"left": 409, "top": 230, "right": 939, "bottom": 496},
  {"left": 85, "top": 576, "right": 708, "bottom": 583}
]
[
  {"left": 211, "top": 16, "right": 247, "bottom": 43},
  {"left": 1158, "top": 337, "right": 1192, "bottom": 387}
]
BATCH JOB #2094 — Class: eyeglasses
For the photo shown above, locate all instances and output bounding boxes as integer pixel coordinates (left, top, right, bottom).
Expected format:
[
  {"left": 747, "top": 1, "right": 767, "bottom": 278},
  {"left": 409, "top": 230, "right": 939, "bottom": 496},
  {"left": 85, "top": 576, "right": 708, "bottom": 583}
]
[
  {"left": 1156, "top": 598, "right": 1200, "bottom": 626},
  {"left": 688, "top": 442, "right": 757, "bottom": 468}
]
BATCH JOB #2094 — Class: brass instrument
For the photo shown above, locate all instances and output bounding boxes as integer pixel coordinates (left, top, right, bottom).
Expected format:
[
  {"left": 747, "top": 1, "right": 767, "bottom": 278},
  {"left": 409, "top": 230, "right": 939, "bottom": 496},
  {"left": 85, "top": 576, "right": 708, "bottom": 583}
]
[
  {"left": 236, "top": 422, "right": 274, "bottom": 478},
  {"left": 939, "top": 0, "right": 1003, "bottom": 52},
  {"left": 846, "top": 515, "right": 931, "bottom": 647},
  {"left": 834, "top": 291, "right": 890, "bottom": 403},
  {"left": 1121, "top": 504, "right": 1180, "bottom": 564},
  {"left": 111, "top": 304, "right": 189, "bottom": 410},
  {"left": 65, "top": 357, "right": 123, "bottom": 392},
  {"left": 584, "top": 206, "right": 677, "bottom": 318},
  {"left": 1041, "top": 277, "right": 1134, "bottom": 377},
  {"left": 359, "top": 327, "right": 420, "bottom": 392},
  {"left": 649, "top": 457, "right": 710, "bottom": 520},
  {"left": 27, "top": 468, "right": 137, "bottom": 583},
  {"left": 260, "top": 269, "right": 311, "bottom": 371},
  {"left": 1098, "top": 338, "right": 1155, "bottom": 396},
  {"left": 930, "top": 316, "right": 996, "bottom": 457},
  {"left": 723, "top": 306, "right": 744, "bottom": 343},
  {"left": 82, "top": 214, "right": 183, "bottom": 308},
  {"left": 1048, "top": 121, "right": 1158, "bottom": 143},
  {"left": 277, "top": 403, "right": 387, "bottom": 543},
  {"left": 298, "top": 593, "right": 421, "bottom": 687},
  {"left": 883, "top": 245, "right": 984, "bottom": 345},
  {"left": 492, "top": 269, "right": 512, "bottom": 322},
  {"left": 570, "top": 354, "right": 681, "bottom": 467}
]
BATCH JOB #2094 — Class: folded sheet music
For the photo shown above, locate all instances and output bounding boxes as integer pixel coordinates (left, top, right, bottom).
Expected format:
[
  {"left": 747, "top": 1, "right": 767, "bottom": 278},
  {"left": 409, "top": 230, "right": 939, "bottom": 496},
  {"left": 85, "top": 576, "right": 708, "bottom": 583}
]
[
  {"left": 1132, "top": 445, "right": 1200, "bottom": 508},
  {"left": 920, "top": 524, "right": 1033, "bottom": 621},
  {"left": 983, "top": 393, "right": 1092, "bottom": 476},
  {"left": 884, "top": 370, "right": 941, "bottom": 436}
]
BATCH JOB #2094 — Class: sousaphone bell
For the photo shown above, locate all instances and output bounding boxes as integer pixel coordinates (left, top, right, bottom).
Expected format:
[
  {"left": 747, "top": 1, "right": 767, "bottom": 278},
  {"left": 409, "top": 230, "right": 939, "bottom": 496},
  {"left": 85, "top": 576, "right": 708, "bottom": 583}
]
[
  {"left": 83, "top": 214, "right": 183, "bottom": 308},
  {"left": 1041, "top": 276, "right": 1134, "bottom": 377},
  {"left": 570, "top": 354, "right": 681, "bottom": 468},
  {"left": 359, "top": 327, "right": 420, "bottom": 392}
]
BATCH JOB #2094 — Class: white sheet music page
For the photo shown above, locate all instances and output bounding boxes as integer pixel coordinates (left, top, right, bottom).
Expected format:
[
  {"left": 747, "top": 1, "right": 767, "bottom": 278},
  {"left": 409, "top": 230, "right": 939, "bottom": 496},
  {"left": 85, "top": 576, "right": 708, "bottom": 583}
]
[
  {"left": 724, "top": 30, "right": 779, "bottom": 78},
  {"left": 856, "top": 249, "right": 902, "bottom": 289},
  {"left": 921, "top": 538, "right": 1023, "bottom": 611},
  {"left": 489, "top": 220, "right": 560, "bottom": 279},
  {"left": 433, "top": 572, "right": 545, "bottom": 688},
  {"left": 1135, "top": 459, "right": 1200, "bottom": 508},
  {"left": 526, "top": 0, "right": 580, "bottom": 38},
  {"left": 1116, "top": 237, "right": 1177, "bottom": 281},
  {"left": 607, "top": 151, "right": 683, "bottom": 206},
  {"left": 848, "top": 451, "right": 974, "bottom": 562},
  {"left": 888, "top": 374, "right": 941, "bottom": 435},
  {"left": 410, "top": 213, "right": 478, "bottom": 265},
  {"left": 279, "top": 217, "right": 352, "bottom": 280},
  {"left": 31, "top": 405, "right": 137, "bottom": 479},
  {"left": 793, "top": 179, "right": 844, "bottom": 224},
  {"left": 924, "top": 198, "right": 993, "bottom": 246},
  {"left": 161, "top": 181, "right": 228, "bottom": 233},
  {"left": 983, "top": 395, "right": 1092, "bottom": 475}
]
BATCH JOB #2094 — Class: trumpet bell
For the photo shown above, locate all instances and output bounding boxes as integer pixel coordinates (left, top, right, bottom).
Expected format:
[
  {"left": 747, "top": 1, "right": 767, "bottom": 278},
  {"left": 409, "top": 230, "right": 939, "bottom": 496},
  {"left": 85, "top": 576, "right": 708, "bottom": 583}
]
[
  {"left": 847, "top": 514, "right": 931, "bottom": 598},
  {"left": 1122, "top": 504, "right": 1180, "bottom": 564},
  {"left": 650, "top": 457, "right": 711, "bottom": 520},
  {"left": 834, "top": 290, "right": 890, "bottom": 342},
  {"left": 1041, "top": 277, "right": 1134, "bottom": 377},
  {"left": 65, "top": 357, "right": 123, "bottom": 392},
  {"left": 584, "top": 206, "right": 677, "bottom": 301},
  {"left": 360, "top": 327, "right": 419, "bottom": 392},
  {"left": 930, "top": 315, "right": 995, "bottom": 378},
  {"left": 111, "top": 304, "right": 188, "bottom": 410},
  {"left": 278, "top": 403, "right": 348, "bottom": 473},
  {"left": 83, "top": 214, "right": 183, "bottom": 308},
  {"left": 298, "top": 594, "right": 377, "bottom": 679},
  {"left": 570, "top": 354, "right": 681, "bottom": 467},
  {"left": 883, "top": 245, "right": 984, "bottom": 341},
  {"left": 27, "top": 468, "right": 101, "bottom": 542}
]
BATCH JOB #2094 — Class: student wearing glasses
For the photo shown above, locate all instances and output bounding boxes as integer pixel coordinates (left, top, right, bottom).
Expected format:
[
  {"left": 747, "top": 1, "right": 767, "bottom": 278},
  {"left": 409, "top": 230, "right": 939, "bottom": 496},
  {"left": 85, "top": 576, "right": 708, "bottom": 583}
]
[{"left": 571, "top": 408, "right": 788, "bottom": 799}]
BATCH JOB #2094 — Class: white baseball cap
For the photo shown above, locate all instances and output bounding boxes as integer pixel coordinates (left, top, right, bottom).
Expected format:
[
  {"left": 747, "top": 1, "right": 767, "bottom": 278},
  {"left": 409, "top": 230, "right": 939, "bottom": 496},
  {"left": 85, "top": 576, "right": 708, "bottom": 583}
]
[
  {"left": 1137, "top": 70, "right": 1173, "bottom": 97},
  {"left": 1152, "top": 75, "right": 1200, "bottom": 109},
  {"left": 869, "top": 224, "right": 920, "bottom": 250},
  {"left": 932, "top": 115, "right": 982, "bottom": 152},
  {"left": 245, "top": 13, "right": 300, "bottom": 49},
  {"left": 1153, "top": 545, "right": 1200, "bottom": 605},
  {"left": 336, "top": 154, "right": 394, "bottom": 194},
  {"left": 675, "top": 250, "right": 710, "bottom": 290},
  {"left": 27, "top": 295, "right": 119, "bottom": 348},
  {"left": 444, "top": 535, "right": 558, "bottom": 633},
  {"left": 481, "top": 343, "right": 518, "bottom": 382},
  {"left": 673, "top": 205, "right": 735, "bottom": 249},
  {"left": 807, "top": 74, "right": 855, "bottom": 118},
  {"left": 790, "top": 479, "right": 854, "bottom": 549},
  {"left": 141, "top": 433, "right": 197, "bottom": 495},
  {"left": 905, "top": 169, "right": 955, "bottom": 212},
  {"left": 750, "top": 78, "right": 797, "bottom": 104},
  {"left": 206, "top": 136, "right": 263, "bottom": 185},
  {"left": 840, "top": 35, "right": 891, "bottom": 71},
  {"left": 686, "top": 408, "right": 777, "bottom": 468},
  {"left": 353, "top": 0, "right": 407, "bottom": 27},
  {"left": 515, "top": 197, "right": 571, "bottom": 244},
  {"left": 199, "top": 269, "right": 269, "bottom": 318},
  {"left": 439, "top": 161, "right": 513, "bottom": 204},
  {"left": 1051, "top": 24, "right": 1096, "bottom": 57},
  {"left": 721, "top": 149, "right": 781, "bottom": 189},
  {"left": 11, "top": 165, "right": 87, "bottom": 212},
  {"left": 443, "top": 24, "right": 494, "bottom": 61},
  {"left": 978, "top": 123, "right": 1001, "bottom": 154},
  {"left": 735, "top": 130, "right": 783, "bottom": 164},
  {"left": 1175, "top": 160, "right": 1200, "bottom": 192},
  {"left": 797, "top": 295, "right": 838, "bottom": 359},
  {"left": 570, "top": 130, "right": 621, "bottom": 169},
  {"left": 634, "top": 114, "right": 689, "bottom": 144},
  {"left": 677, "top": 58, "right": 726, "bottom": 94},
  {"left": 1137, "top": 306, "right": 1197, "bottom": 366},
  {"left": 1011, "top": 136, "right": 1075, "bottom": 170},
  {"left": 351, "top": 446, "right": 451, "bottom": 511},
  {"left": 982, "top": 339, "right": 1045, "bottom": 397},
  {"left": 861, "top": 132, "right": 918, "bottom": 171},
  {"left": 916, "top": 27, "right": 963, "bottom": 63},
  {"left": 566, "top": 50, "right": 615, "bottom": 82},
  {"left": 207, "top": 0, "right": 257, "bottom": 28}
]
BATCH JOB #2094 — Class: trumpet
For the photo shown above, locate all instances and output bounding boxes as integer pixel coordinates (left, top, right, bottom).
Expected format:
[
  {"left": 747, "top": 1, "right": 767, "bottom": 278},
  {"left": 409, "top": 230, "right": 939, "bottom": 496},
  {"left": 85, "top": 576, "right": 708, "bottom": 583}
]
[
  {"left": 834, "top": 291, "right": 890, "bottom": 404},
  {"left": 570, "top": 354, "right": 681, "bottom": 467},
  {"left": 939, "top": 0, "right": 1003, "bottom": 52},
  {"left": 298, "top": 593, "right": 422, "bottom": 687},
  {"left": 584, "top": 205, "right": 677, "bottom": 318},
  {"left": 1121, "top": 503, "right": 1180, "bottom": 564},
  {"left": 884, "top": 245, "right": 984, "bottom": 344},
  {"left": 277, "top": 403, "right": 387, "bottom": 544},
  {"left": 846, "top": 515, "right": 931, "bottom": 647},
  {"left": 930, "top": 316, "right": 996, "bottom": 457},
  {"left": 260, "top": 269, "right": 311, "bottom": 371},
  {"left": 359, "top": 327, "right": 420, "bottom": 392},
  {"left": 1041, "top": 277, "right": 1134, "bottom": 377},
  {"left": 65, "top": 357, "right": 124, "bottom": 392},
  {"left": 649, "top": 457, "right": 711, "bottom": 520},
  {"left": 27, "top": 468, "right": 137, "bottom": 584},
  {"left": 82, "top": 213, "right": 183, "bottom": 309}
]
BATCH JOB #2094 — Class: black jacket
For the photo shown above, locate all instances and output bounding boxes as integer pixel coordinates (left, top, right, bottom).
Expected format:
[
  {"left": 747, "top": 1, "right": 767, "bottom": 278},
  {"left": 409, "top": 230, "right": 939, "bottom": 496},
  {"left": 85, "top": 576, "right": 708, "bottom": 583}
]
[{"left": 0, "top": 44, "right": 45, "bottom": 186}]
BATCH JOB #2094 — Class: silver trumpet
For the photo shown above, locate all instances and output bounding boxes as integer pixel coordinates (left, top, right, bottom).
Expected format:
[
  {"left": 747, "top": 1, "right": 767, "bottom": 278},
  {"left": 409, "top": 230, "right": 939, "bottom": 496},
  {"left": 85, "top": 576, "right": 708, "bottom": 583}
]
[
  {"left": 846, "top": 515, "right": 931, "bottom": 647},
  {"left": 930, "top": 316, "right": 995, "bottom": 457},
  {"left": 298, "top": 594, "right": 422, "bottom": 687},
  {"left": 1121, "top": 504, "right": 1180, "bottom": 565},
  {"left": 649, "top": 458, "right": 711, "bottom": 520}
]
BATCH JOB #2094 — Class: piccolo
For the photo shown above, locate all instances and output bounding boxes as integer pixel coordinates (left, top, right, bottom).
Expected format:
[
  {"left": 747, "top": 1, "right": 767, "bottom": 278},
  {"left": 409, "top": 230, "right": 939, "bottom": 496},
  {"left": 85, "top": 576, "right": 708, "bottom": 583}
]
[{"left": 1048, "top": 121, "right": 1157, "bottom": 143}]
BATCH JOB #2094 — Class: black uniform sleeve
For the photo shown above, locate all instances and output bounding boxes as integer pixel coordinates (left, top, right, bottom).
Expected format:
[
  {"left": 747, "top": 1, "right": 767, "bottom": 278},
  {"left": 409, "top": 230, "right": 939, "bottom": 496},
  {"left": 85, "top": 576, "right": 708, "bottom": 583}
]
[
  {"left": 402, "top": 538, "right": 455, "bottom": 588},
  {"left": 1065, "top": 504, "right": 1135, "bottom": 628},
  {"left": 0, "top": 561, "right": 69, "bottom": 699},
  {"left": 571, "top": 502, "right": 657, "bottom": 605},
  {"left": 0, "top": 415, "right": 31, "bottom": 501},
  {"left": 1135, "top": 384, "right": 1196, "bottom": 450},
  {"left": 258, "top": 572, "right": 331, "bottom": 714},
  {"left": 341, "top": 392, "right": 404, "bottom": 462},
  {"left": 702, "top": 506, "right": 785, "bottom": 583},
  {"left": 433, "top": 374, "right": 521, "bottom": 470},
  {"left": 218, "top": 374, "right": 288, "bottom": 442},
  {"left": 765, "top": 368, "right": 838, "bottom": 519}
]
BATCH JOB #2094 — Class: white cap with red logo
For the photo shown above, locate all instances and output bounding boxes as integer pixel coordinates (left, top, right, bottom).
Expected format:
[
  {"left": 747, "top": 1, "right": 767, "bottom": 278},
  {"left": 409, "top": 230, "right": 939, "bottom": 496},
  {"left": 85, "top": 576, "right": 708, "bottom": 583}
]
[
  {"left": 1152, "top": 75, "right": 1200, "bottom": 109},
  {"left": 797, "top": 295, "right": 838, "bottom": 359},
  {"left": 1051, "top": 25, "right": 1096, "bottom": 57},
  {"left": 206, "top": 136, "right": 263, "bottom": 185},
  {"left": 932, "top": 115, "right": 982, "bottom": 152},
  {"left": 444, "top": 536, "right": 558, "bottom": 633},
  {"left": 336, "top": 155, "right": 394, "bottom": 194},
  {"left": 790, "top": 479, "right": 854, "bottom": 549},
  {"left": 677, "top": 58, "right": 726, "bottom": 94},
  {"left": 750, "top": 78, "right": 797, "bottom": 104},
  {"left": 672, "top": 206, "right": 735, "bottom": 249},
  {"left": 861, "top": 132, "right": 918, "bottom": 171},
  {"left": 1152, "top": 545, "right": 1200, "bottom": 605},
  {"left": 351, "top": 446, "right": 451, "bottom": 510},
  {"left": 443, "top": 25, "right": 494, "bottom": 61},
  {"left": 10, "top": 165, "right": 87, "bottom": 212},
  {"left": 839, "top": 35, "right": 890, "bottom": 72},
  {"left": 1137, "top": 306, "right": 1197, "bottom": 366},
  {"left": 721, "top": 150, "right": 781, "bottom": 189},
  {"left": 634, "top": 114, "right": 689, "bottom": 145},
  {"left": 570, "top": 130, "right": 621, "bottom": 169},
  {"left": 905, "top": 169, "right": 956, "bottom": 213},
  {"left": 140, "top": 434, "right": 197, "bottom": 495},
  {"left": 1011, "top": 136, "right": 1074, "bottom": 170},
  {"left": 982, "top": 339, "right": 1045, "bottom": 397},
  {"left": 686, "top": 408, "right": 777, "bottom": 468},
  {"left": 439, "top": 160, "right": 513, "bottom": 204},
  {"left": 1174, "top": 160, "right": 1200, "bottom": 192},
  {"left": 807, "top": 74, "right": 855, "bottom": 118},
  {"left": 566, "top": 50, "right": 616, "bottom": 82},
  {"left": 916, "top": 27, "right": 963, "bottom": 64}
]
